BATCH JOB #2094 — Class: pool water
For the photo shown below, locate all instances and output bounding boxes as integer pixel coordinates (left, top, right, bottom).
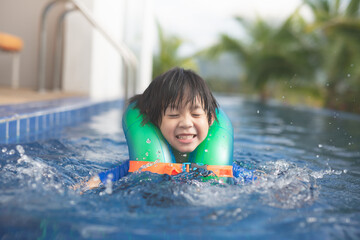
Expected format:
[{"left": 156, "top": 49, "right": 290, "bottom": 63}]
[{"left": 1, "top": 96, "right": 359, "bottom": 239}]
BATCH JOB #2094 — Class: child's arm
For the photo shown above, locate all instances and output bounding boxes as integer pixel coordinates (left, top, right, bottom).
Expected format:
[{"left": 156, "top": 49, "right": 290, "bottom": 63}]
[
  {"left": 72, "top": 160, "right": 130, "bottom": 192},
  {"left": 86, "top": 176, "right": 102, "bottom": 189},
  {"left": 71, "top": 175, "right": 101, "bottom": 192}
]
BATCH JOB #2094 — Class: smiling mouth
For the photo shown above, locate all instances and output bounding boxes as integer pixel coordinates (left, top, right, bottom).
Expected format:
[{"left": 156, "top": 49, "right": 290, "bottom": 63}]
[{"left": 176, "top": 134, "right": 196, "bottom": 140}]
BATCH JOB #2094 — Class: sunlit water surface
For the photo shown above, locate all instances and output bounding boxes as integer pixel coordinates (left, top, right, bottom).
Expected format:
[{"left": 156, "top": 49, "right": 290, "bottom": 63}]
[{"left": 1, "top": 96, "right": 359, "bottom": 239}]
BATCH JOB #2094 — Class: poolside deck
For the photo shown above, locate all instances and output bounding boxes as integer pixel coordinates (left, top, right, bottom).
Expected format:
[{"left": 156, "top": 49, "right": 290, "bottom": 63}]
[{"left": 0, "top": 87, "right": 85, "bottom": 105}]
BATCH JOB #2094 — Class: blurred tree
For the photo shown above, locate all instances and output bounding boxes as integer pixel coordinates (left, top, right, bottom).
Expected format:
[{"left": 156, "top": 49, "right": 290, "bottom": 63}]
[
  {"left": 201, "top": 12, "right": 318, "bottom": 102},
  {"left": 304, "top": 0, "right": 360, "bottom": 113},
  {"left": 152, "top": 23, "right": 198, "bottom": 78}
]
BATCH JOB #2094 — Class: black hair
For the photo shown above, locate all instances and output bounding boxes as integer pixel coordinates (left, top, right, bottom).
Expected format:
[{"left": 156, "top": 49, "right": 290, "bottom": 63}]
[{"left": 129, "top": 67, "right": 218, "bottom": 127}]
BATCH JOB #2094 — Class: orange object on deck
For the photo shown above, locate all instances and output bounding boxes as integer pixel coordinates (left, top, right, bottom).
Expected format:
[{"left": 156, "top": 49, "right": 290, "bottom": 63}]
[
  {"left": 0, "top": 32, "right": 24, "bottom": 89},
  {"left": 0, "top": 32, "right": 23, "bottom": 51}
]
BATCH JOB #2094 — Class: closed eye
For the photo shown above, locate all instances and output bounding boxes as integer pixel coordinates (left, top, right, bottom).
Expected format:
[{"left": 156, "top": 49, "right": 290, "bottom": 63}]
[{"left": 191, "top": 110, "right": 205, "bottom": 117}]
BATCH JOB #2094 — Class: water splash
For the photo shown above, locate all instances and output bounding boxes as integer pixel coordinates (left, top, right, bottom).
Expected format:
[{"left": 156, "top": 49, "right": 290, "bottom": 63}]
[
  {"left": 0, "top": 144, "right": 65, "bottom": 194},
  {"left": 242, "top": 160, "right": 325, "bottom": 209}
]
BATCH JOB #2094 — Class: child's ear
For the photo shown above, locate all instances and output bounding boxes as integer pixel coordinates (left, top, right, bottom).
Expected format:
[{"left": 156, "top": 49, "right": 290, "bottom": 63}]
[{"left": 210, "top": 114, "right": 215, "bottom": 126}]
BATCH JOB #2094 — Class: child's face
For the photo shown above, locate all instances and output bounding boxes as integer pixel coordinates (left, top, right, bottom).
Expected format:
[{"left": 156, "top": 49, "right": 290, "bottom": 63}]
[{"left": 159, "top": 97, "right": 214, "bottom": 153}]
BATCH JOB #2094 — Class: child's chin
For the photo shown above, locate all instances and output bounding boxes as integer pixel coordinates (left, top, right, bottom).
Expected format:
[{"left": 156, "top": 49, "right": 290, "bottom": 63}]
[{"left": 176, "top": 146, "right": 196, "bottom": 154}]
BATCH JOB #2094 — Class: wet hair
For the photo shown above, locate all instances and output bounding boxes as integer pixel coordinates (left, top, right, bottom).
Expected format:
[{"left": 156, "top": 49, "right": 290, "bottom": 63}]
[{"left": 129, "top": 67, "right": 219, "bottom": 127}]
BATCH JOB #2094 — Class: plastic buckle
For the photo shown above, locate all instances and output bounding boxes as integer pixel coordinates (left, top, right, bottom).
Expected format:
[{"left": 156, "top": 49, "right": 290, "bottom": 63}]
[
  {"left": 182, "top": 163, "right": 208, "bottom": 173},
  {"left": 182, "top": 163, "right": 191, "bottom": 173}
]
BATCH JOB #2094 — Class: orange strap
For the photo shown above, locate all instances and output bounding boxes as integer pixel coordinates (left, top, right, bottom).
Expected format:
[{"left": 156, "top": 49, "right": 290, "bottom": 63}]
[{"left": 128, "top": 161, "right": 233, "bottom": 178}]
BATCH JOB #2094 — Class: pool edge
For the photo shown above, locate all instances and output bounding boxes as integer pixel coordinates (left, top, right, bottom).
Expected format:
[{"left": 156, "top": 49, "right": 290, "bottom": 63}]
[{"left": 0, "top": 98, "right": 123, "bottom": 144}]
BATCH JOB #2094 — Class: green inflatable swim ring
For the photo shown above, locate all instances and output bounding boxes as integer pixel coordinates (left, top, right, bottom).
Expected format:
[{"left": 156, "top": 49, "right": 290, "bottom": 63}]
[{"left": 122, "top": 103, "right": 234, "bottom": 166}]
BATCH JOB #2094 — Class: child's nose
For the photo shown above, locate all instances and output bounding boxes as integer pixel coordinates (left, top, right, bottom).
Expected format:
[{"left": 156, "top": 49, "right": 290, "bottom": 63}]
[{"left": 179, "top": 114, "right": 193, "bottom": 128}]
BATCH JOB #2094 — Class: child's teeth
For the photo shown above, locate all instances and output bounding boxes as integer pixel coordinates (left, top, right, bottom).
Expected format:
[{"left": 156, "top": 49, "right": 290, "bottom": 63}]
[{"left": 178, "top": 135, "right": 193, "bottom": 139}]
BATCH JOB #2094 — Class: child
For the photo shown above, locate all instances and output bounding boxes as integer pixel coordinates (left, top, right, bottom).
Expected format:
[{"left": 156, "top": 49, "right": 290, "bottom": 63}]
[
  {"left": 79, "top": 67, "right": 233, "bottom": 190},
  {"left": 129, "top": 67, "right": 219, "bottom": 162}
]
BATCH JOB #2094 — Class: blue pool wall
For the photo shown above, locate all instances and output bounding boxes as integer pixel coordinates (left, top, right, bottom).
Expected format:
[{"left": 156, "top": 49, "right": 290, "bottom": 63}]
[{"left": 0, "top": 98, "right": 123, "bottom": 144}]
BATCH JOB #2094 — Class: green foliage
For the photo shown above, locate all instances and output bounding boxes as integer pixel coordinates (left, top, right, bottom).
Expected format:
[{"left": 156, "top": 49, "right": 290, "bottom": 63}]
[
  {"left": 201, "top": 12, "right": 318, "bottom": 102},
  {"left": 152, "top": 23, "right": 198, "bottom": 78},
  {"left": 305, "top": 0, "right": 360, "bottom": 113},
  {"left": 199, "top": 0, "right": 360, "bottom": 113}
]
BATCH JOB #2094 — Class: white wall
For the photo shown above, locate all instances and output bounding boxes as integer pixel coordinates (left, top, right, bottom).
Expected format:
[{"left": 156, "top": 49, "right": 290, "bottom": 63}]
[
  {"left": 89, "top": 0, "right": 125, "bottom": 99},
  {"left": 137, "top": 0, "right": 155, "bottom": 94},
  {"left": 63, "top": 0, "right": 154, "bottom": 100},
  {"left": 62, "top": 1, "right": 94, "bottom": 96},
  {"left": 62, "top": 0, "right": 124, "bottom": 99}
]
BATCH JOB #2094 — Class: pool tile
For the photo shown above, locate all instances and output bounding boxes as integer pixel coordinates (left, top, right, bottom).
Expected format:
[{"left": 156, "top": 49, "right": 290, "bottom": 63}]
[
  {"left": 19, "top": 118, "right": 28, "bottom": 136},
  {"left": 38, "top": 115, "right": 44, "bottom": 132},
  {"left": 8, "top": 120, "right": 18, "bottom": 142},
  {"left": 48, "top": 113, "right": 54, "bottom": 128},
  {"left": 45, "top": 114, "right": 50, "bottom": 130},
  {"left": 29, "top": 116, "right": 36, "bottom": 134},
  {"left": 54, "top": 112, "right": 60, "bottom": 126},
  {"left": 0, "top": 122, "right": 6, "bottom": 141},
  {"left": 0, "top": 98, "right": 124, "bottom": 144}
]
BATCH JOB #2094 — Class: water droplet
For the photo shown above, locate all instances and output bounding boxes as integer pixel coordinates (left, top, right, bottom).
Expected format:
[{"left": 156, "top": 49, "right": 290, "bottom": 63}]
[
  {"left": 107, "top": 173, "right": 114, "bottom": 180},
  {"left": 1, "top": 147, "right": 7, "bottom": 153},
  {"left": 343, "top": 169, "right": 348, "bottom": 174},
  {"left": 146, "top": 139, "right": 151, "bottom": 144},
  {"left": 318, "top": 144, "right": 323, "bottom": 148},
  {"left": 257, "top": 110, "right": 260, "bottom": 114},
  {"left": 8, "top": 149, "right": 15, "bottom": 155},
  {"left": 145, "top": 152, "right": 149, "bottom": 156},
  {"left": 205, "top": 149, "right": 208, "bottom": 153},
  {"left": 347, "top": 74, "right": 351, "bottom": 77},
  {"left": 16, "top": 145, "right": 25, "bottom": 156},
  {"left": 316, "top": 155, "right": 319, "bottom": 158},
  {"left": 282, "top": 96, "right": 285, "bottom": 99},
  {"left": 105, "top": 176, "right": 113, "bottom": 194}
]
